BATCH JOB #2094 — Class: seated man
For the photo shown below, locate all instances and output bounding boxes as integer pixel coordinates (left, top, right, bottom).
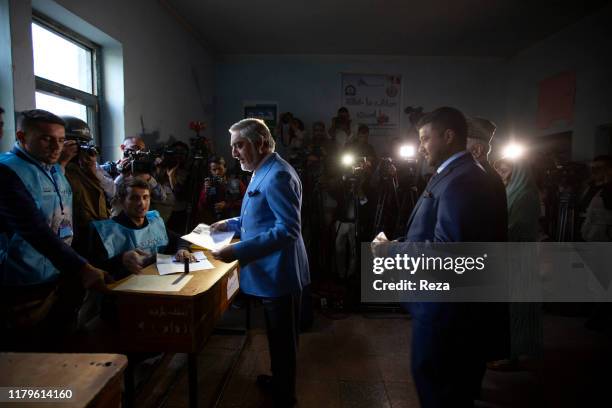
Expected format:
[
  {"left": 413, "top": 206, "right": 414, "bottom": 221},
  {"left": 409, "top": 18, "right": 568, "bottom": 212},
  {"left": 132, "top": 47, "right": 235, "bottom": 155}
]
[{"left": 89, "top": 178, "right": 194, "bottom": 279}]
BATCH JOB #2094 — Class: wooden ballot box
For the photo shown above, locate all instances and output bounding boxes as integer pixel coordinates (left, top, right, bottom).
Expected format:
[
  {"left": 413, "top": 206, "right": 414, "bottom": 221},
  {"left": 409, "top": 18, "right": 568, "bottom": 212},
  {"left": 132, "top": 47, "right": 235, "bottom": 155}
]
[
  {"left": 110, "top": 251, "right": 239, "bottom": 353},
  {"left": 109, "top": 249, "right": 240, "bottom": 408},
  {"left": 0, "top": 353, "right": 127, "bottom": 408}
]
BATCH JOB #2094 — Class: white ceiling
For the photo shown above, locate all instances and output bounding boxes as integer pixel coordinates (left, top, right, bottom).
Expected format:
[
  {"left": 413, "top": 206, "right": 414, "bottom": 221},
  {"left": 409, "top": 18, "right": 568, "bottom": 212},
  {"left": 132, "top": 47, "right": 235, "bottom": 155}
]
[{"left": 166, "top": 0, "right": 609, "bottom": 56}]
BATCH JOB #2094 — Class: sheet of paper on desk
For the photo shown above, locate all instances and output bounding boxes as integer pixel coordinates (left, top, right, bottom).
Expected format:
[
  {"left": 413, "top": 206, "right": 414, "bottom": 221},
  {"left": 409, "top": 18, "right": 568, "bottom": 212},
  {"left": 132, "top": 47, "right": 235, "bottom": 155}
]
[
  {"left": 113, "top": 274, "right": 193, "bottom": 292},
  {"left": 156, "top": 254, "right": 215, "bottom": 275},
  {"left": 182, "top": 224, "right": 235, "bottom": 251}
]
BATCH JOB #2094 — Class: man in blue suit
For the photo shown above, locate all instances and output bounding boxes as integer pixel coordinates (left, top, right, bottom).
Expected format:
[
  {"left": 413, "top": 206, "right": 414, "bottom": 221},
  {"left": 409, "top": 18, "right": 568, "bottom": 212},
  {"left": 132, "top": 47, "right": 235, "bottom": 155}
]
[
  {"left": 390, "top": 107, "right": 507, "bottom": 407},
  {"left": 212, "top": 118, "right": 309, "bottom": 408}
]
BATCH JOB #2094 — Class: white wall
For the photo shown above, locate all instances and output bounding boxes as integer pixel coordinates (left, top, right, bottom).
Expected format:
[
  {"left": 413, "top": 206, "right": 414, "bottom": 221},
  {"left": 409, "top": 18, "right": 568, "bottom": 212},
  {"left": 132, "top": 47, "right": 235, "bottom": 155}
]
[
  {"left": 6, "top": 0, "right": 214, "bottom": 160},
  {"left": 0, "top": 0, "right": 16, "bottom": 153},
  {"left": 214, "top": 54, "right": 506, "bottom": 160},
  {"left": 504, "top": 3, "right": 612, "bottom": 161}
]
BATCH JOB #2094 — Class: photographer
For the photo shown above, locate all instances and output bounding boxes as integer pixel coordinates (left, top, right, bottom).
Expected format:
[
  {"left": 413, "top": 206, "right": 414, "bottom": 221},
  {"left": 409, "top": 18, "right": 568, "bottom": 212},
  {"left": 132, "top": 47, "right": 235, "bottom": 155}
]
[
  {"left": 198, "top": 156, "right": 246, "bottom": 224},
  {"left": 61, "top": 117, "right": 112, "bottom": 254},
  {"left": 286, "top": 118, "right": 308, "bottom": 178},
  {"left": 332, "top": 156, "right": 371, "bottom": 280},
  {"left": 154, "top": 141, "right": 192, "bottom": 232},
  {"left": 274, "top": 111, "right": 294, "bottom": 157},
  {"left": 329, "top": 107, "right": 358, "bottom": 148},
  {"left": 108, "top": 136, "right": 169, "bottom": 216},
  {"left": 581, "top": 155, "right": 612, "bottom": 242}
]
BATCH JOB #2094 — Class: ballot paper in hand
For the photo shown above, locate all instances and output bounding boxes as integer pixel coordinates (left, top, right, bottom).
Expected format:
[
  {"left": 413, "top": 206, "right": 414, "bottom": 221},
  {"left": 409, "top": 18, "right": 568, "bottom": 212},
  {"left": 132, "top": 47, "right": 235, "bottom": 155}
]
[
  {"left": 156, "top": 253, "right": 215, "bottom": 275},
  {"left": 182, "top": 224, "right": 235, "bottom": 251}
]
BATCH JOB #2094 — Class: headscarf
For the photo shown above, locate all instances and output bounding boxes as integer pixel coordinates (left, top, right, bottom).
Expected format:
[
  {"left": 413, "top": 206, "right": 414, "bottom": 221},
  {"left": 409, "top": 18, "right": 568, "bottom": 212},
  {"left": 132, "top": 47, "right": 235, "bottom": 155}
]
[{"left": 505, "top": 159, "right": 540, "bottom": 241}]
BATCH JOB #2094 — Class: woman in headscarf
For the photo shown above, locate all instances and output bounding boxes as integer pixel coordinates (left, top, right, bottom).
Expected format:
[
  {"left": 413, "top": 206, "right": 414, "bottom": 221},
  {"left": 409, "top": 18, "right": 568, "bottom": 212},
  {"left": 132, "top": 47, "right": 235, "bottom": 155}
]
[{"left": 490, "top": 157, "right": 543, "bottom": 370}]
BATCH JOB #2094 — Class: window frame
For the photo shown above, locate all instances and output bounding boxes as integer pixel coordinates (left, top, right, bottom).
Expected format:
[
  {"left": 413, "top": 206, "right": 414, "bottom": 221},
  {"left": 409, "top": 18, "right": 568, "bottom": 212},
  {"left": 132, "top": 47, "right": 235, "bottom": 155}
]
[{"left": 32, "top": 12, "right": 102, "bottom": 144}]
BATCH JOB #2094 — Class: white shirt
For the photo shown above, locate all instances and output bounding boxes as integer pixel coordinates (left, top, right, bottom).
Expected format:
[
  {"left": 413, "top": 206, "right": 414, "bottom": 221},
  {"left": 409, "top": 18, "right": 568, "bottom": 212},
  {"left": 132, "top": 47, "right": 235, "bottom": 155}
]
[{"left": 436, "top": 150, "right": 469, "bottom": 174}]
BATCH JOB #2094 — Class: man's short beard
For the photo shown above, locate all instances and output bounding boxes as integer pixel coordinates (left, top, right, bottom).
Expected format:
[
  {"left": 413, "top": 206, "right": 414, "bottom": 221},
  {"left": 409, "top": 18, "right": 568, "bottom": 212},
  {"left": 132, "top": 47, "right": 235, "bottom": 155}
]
[{"left": 241, "top": 143, "right": 260, "bottom": 172}]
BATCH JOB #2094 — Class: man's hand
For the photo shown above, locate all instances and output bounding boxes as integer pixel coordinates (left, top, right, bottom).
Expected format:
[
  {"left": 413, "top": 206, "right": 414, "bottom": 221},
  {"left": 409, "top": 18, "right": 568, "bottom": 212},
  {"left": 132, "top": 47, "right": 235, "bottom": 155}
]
[
  {"left": 210, "top": 220, "right": 228, "bottom": 232},
  {"left": 371, "top": 231, "right": 390, "bottom": 257},
  {"left": 118, "top": 157, "right": 131, "bottom": 174},
  {"left": 214, "top": 201, "right": 227, "bottom": 211},
  {"left": 59, "top": 140, "right": 78, "bottom": 169},
  {"left": 175, "top": 249, "right": 196, "bottom": 263},
  {"left": 203, "top": 179, "right": 212, "bottom": 192},
  {"left": 121, "top": 249, "right": 151, "bottom": 274},
  {"left": 211, "top": 244, "right": 236, "bottom": 263},
  {"left": 80, "top": 263, "right": 113, "bottom": 292}
]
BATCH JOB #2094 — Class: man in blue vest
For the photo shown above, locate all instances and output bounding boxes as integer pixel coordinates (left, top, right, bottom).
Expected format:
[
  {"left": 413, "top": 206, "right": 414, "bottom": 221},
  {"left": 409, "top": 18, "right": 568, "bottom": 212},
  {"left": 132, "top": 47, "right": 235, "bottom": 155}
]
[
  {"left": 211, "top": 118, "right": 309, "bottom": 408},
  {"left": 89, "top": 178, "right": 193, "bottom": 279},
  {"left": 0, "top": 109, "right": 110, "bottom": 350}
]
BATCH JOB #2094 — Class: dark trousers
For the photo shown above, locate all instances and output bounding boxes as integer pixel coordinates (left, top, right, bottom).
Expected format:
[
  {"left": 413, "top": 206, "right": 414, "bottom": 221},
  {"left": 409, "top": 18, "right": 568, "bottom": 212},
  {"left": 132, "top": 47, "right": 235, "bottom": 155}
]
[
  {"left": 261, "top": 292, "right": 301, "bottom": 407},
  {"left": 411, "top": 318, "right": 487, "bottom": 408}
]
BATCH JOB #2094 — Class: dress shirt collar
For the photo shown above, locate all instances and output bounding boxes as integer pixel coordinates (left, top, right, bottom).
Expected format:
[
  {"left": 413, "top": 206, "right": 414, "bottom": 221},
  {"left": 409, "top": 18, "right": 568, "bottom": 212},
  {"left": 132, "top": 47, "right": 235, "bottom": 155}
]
[
  {"left": 436, "top": 150, "right": 469, "bottom": 174},
  {"left": 252, "top": 153, "right": 273, "bottom": 177}
]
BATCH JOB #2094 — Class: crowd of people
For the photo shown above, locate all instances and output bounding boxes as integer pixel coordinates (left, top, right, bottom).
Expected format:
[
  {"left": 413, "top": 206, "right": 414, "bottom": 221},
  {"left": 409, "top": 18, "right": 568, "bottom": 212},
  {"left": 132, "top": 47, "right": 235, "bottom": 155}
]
[{"left": 1, "top": 104, "right": 611, "bottom": 407}]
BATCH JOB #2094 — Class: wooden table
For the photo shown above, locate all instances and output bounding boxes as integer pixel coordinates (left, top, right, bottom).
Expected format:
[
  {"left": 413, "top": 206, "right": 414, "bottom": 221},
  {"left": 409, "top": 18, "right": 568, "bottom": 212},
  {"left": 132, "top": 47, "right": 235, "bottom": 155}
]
[
  {"left": 109, "top": 249, "right": 239, "bottom": 408},
  {"left": 0, "top": 353, "right": 127, "bottom": 407}
]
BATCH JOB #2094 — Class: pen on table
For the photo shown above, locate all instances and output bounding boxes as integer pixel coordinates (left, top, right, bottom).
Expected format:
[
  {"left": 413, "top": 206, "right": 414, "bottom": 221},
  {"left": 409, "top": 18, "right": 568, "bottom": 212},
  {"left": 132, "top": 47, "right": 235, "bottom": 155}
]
[{"left": 184, "top": 258, "right": 189, "bottom": 274}]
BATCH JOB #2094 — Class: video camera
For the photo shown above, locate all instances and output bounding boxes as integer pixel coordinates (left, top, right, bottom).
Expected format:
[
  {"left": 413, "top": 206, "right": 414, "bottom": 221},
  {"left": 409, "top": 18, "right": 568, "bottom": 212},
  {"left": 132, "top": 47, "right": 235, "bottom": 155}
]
[
  {"left": 544, "top": 161, "right": 588, "bottom": 191},
  {"left": 340, "top": 154, "right": 368, "bottom": 185},
  {"left": 120, "top": 149, "right": 157, "bottom": 175},
  {"left": 61, "top": 116, "right": 99, "bottom": 157}
]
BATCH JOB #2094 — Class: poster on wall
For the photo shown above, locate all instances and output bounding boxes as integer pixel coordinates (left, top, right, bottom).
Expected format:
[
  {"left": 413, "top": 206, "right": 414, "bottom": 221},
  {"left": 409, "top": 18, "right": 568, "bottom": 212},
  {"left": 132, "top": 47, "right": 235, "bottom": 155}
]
[
  {"left": 536, "top": 71, "right": 576, "bottom": 129},
  {"left": 341, "top": 73, "right": 402, "bottom": 136},
  {"left": 243, "top": 101, "right": 278, "bottom": 132}
]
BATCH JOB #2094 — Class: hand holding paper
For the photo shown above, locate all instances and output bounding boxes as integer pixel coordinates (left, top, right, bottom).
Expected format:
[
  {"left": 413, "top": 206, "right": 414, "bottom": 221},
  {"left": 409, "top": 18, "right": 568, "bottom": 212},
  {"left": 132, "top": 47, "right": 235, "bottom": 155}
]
[{"left": 182, "top": 223, "right": 235, "bottom": 251}]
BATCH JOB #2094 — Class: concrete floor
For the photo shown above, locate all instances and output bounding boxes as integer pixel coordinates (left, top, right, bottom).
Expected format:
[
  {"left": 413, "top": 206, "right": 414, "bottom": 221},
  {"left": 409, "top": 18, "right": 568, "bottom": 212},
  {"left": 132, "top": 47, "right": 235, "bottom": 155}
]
[{"left": 156, "top": 304, "right": 611, "bottom": 408}]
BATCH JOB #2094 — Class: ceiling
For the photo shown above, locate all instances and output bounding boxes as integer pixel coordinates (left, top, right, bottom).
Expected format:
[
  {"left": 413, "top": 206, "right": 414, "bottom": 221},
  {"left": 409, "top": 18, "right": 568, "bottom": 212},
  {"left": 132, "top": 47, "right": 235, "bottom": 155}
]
[{"left": 166, "top": 0, "right": 610, "bottom": 57}]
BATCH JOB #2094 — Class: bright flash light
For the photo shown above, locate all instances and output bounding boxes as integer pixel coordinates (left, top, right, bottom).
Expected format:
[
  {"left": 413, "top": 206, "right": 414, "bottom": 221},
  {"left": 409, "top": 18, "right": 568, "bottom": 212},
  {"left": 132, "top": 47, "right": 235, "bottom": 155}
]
[
  {"left": 399, "top": 144, "right": 415, "bottom": 159},
  {"left": 502, "top": 143, "right": 525, "bottom": 160},
  {"left": 341, "top": 153, "right": 355, "bottom": 167}
]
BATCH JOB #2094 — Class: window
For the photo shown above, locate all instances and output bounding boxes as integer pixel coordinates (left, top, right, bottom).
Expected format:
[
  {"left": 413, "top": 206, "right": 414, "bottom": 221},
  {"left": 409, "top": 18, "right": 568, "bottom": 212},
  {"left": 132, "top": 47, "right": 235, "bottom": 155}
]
[{"left": 31, "top": 14, "right": 100, "bottom": 142}]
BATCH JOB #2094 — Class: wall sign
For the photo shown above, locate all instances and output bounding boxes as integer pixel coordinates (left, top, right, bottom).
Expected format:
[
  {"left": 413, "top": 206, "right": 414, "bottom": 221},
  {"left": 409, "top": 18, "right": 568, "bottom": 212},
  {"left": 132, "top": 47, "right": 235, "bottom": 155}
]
[{"left": 341, "top": 73, "right": 402, "bottom": 133}]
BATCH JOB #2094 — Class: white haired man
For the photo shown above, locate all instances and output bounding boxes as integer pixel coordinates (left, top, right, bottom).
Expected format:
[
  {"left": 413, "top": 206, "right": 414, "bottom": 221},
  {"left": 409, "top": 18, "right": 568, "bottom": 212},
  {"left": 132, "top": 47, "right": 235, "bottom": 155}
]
[{"left": 211, "top": 118, "right": 309, "bottom": 408}]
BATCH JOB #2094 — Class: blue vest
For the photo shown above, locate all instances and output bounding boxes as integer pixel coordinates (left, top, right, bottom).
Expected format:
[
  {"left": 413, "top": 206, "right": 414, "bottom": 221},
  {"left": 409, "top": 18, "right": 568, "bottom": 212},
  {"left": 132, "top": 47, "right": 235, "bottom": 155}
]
[
  {"left": 0, "top": 148, "right": 74, "bottom": 285},
  {"left": 91, "top": 211, "right": 168, "bottom": 259}
]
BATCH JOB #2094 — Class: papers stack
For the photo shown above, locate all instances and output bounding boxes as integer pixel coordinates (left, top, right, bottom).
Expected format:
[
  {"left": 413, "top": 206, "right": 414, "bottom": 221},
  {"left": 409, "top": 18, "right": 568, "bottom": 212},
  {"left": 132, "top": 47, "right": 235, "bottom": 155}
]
[{"left": 182, "top": 224, "right": 235, "bottom": 251}]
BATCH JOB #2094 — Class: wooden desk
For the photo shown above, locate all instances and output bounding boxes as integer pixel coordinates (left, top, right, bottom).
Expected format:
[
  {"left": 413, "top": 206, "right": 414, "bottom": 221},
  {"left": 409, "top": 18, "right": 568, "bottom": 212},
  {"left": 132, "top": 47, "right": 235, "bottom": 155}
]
[
  {"left": 0, "top": 353, "right": 127, "bottom": 408},
  {"left": 109, "top": 249, "right": 239, "bottom": 407}
]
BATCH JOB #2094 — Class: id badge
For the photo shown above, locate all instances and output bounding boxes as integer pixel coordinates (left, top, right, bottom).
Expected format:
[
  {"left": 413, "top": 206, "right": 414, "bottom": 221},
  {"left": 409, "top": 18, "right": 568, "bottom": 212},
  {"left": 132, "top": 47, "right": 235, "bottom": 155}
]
[{"left": 58, "top": 219, "right": 74, "bottom": 239}]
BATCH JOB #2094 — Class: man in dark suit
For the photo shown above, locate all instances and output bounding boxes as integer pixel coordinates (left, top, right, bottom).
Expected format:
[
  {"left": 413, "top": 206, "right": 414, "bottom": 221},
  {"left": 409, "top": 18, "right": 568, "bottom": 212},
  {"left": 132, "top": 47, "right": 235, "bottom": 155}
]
[{"left": 403, "top": 107, "right": 507, "bottom": 407}]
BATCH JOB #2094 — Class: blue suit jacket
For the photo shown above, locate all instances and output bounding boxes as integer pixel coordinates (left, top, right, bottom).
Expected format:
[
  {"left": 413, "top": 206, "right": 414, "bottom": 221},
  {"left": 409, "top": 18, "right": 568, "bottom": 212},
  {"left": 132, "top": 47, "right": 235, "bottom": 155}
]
[{"left": 227, "top": 153, "right": 310, "bottom": 297}]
